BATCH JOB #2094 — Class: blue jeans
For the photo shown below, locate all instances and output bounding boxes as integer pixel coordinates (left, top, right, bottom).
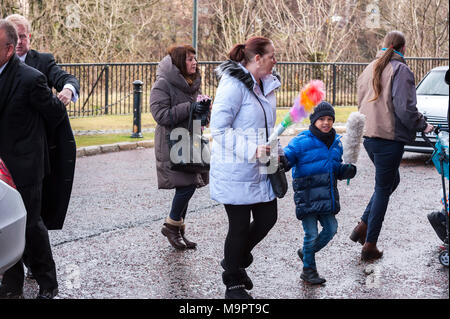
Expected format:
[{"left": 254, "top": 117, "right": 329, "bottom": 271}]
[
  {"left": 361, "top": 138, "right": 404, "bottom": 243},
  {"left": 301, "top": 213, "right": 338, "bottom": 269},
  {"left": 169, "top": 185, "right": 196, "bottom": 221}
]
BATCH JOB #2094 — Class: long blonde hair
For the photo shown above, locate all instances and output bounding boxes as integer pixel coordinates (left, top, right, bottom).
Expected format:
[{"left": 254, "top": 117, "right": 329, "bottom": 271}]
[{"left": 370, "top": 31, "right": 406, "bottom": 102}]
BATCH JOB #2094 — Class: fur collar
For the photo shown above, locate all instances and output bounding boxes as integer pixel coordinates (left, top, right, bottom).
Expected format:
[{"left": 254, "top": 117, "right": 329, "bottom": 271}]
[{"left": 215, "top": 60, "right": 281, "bottom": 91}]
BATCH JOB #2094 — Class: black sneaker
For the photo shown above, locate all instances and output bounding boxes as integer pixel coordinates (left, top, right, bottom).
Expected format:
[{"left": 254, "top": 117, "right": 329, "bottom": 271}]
[
  {"left": 36, "top": 287, "right": 58, "bottom": 299},
  {"left": 0, "top": 285, "right": 24, "bottom": 299},
  {"left": 300, "top": 267, "right": 326, "bottom": 285}
]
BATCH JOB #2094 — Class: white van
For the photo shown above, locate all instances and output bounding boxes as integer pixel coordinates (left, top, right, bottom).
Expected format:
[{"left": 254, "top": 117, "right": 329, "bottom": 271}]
[{"left": 405, "top": 66, "right": 449, "bottom": 153}]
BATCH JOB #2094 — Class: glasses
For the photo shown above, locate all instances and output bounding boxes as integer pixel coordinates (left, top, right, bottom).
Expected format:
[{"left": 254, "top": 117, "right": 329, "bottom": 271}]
[{"left": 18, "top": 34, "right": 29, "bottom": 40}]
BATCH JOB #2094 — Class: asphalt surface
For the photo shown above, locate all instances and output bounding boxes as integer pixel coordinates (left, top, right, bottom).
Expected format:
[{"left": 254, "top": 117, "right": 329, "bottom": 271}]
[{"left": 19, "top": 136, "right": 449, "bottom": 299}]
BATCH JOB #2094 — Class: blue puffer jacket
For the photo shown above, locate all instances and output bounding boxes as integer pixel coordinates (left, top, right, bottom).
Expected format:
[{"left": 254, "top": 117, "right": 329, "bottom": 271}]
[{"left": 283, "top": 130, "right": 354, "bottom": 220}]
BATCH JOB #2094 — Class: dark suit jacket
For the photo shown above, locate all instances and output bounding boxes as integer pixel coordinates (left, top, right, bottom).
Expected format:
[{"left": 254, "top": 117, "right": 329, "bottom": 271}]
[
  {"left": 24, "top": 49, "right": 79, "bottom": 230},
  {"left": 25, "top": 49, "right": 80, "bottom": 95},
  {"left": 0, "top": 55, "right": 66, "bottom": 188}
]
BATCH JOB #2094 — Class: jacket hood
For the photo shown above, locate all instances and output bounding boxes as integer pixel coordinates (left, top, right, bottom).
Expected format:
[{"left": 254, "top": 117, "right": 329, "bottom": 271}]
[
  {"left": 156, "top": 55, "right": 201, "bottom": 94},
  {"left": 215, "top": 60, "right": 281, "bottom": 93}
]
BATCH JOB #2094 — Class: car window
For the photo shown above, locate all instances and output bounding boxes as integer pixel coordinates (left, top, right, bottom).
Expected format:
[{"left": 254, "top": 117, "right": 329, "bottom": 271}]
[{"left": 416, "top": 70, "right": 449, "bottom": 96}]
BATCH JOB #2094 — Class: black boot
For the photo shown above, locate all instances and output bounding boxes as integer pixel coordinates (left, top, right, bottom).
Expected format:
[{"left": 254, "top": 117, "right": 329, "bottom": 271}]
[
  {"left": 300, "top": 267, "right": 326, "bottom": 285},
  {"left": 222, "top": 271, "right": 253, "bottom": 299},
  {"left": 221, "top": 253, "right": 254, "bottom": 290}
]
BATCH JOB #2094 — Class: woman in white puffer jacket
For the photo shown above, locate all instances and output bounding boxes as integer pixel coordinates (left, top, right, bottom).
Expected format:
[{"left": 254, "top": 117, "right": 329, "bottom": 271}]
[{"left": 210, "top": 36, "right": 281, "bottom": 299}]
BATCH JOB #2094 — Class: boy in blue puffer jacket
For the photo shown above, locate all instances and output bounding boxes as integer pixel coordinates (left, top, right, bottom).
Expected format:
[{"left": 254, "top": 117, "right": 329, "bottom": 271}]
[{"left": 283, "top": 101, "right": 357, "bottom": 285}]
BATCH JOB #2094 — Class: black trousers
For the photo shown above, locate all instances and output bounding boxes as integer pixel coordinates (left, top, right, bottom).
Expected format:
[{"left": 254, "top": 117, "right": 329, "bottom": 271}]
[
  {"left": 223, "top": 199, "right": 278, "bottom": 272},
  {"left": 1, "top": 183, "right": 57, "bottom": 291}
]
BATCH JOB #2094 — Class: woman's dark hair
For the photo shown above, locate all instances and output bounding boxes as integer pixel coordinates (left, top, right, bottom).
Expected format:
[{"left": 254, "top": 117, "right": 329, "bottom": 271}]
[
  {"left": 228, "top": 36, "right": 272, "bottom": 65},
  {"left": 167, "top": 44, "right": 198, "bottom": 85},
  {"left": 370, "top": 31, "right": 406, "bottom": 101}
]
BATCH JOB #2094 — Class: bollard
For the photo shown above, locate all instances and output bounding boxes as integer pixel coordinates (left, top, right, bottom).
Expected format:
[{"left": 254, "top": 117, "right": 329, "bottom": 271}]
[{"left": 131, "top": 80, "right": 144, "bottom": 138}]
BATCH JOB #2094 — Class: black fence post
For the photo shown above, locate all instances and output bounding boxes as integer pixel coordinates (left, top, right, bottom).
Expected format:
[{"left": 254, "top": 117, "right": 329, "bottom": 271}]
[
  {"left": 105, "top": 65, "right": 110, "bottom": 115},
  {"left": 332, "top": 63, "right": 336, "bottom": 106},
  {"left": 131, "top": 80, "right": 144, "bottom": 138}
]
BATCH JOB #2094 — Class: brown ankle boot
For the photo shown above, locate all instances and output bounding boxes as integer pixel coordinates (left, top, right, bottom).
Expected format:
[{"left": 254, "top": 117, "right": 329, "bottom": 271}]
[
  {"left": 350, "top": 221, "right": 367, "bottom": 245},
  {"left": 361, "top": 242, "right": 383, "bottom": 261},
  {"left": 180, "top": 224, "right": 197, "bottom": 249},
  {"left": 161, "top": 223, "right": 186, "bottom": 250}
]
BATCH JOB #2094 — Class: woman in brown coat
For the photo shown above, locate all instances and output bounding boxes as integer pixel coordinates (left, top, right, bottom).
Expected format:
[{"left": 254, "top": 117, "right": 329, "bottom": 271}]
[{"left": 150, "top": 45, "right": 210, "bottom": 250}]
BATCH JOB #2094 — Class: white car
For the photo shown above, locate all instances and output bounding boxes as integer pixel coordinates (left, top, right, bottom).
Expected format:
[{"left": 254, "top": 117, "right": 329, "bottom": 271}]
[
  {"left": 0, "top": 159, "right": 26, "bottom": 275},
  {"left": 405, "top": 66, "right": 449, "bottom": 153}
]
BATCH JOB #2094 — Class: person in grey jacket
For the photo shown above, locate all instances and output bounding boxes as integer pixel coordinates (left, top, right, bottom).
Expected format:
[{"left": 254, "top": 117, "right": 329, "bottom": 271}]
[
  {"left": 210, "top": 36, "right": 280, "bottom": 299},
  {"left": 150, "top": 45, "right": 210, "bottom": 250},
  {"left": 351, "top": 31, "right": 434, "bottom": 261}
]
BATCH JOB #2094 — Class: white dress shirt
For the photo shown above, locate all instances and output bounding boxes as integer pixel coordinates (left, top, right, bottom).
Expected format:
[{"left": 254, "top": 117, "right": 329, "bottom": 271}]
[{"left": 0, "top": 60, "right": 8, "bottom": 76}]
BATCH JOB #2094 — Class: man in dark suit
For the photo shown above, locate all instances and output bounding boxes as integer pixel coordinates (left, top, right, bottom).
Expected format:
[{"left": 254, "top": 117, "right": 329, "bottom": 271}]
[
  {"left": 0, "top": 20, "right": 66, "bottom": 299},
  {"left": 5, "top": 14, "right": 78, "bottom": 231}
]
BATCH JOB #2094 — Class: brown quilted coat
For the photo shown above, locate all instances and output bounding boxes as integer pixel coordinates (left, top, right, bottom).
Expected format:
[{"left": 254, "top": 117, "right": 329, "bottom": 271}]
[{"left": 150, "top": 55, "right": 209, "bottom": 189}]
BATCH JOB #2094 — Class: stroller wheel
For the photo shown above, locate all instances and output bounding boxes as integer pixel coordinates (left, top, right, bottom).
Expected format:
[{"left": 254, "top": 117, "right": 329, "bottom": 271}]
[{"left": 439, "top": 250, "right": 449, "bottom": 267}]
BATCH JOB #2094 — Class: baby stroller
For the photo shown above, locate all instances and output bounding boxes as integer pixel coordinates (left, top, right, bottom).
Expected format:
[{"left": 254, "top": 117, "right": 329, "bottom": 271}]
[{"left": 422, "top": 127, "right": 449, "bottom": 267}]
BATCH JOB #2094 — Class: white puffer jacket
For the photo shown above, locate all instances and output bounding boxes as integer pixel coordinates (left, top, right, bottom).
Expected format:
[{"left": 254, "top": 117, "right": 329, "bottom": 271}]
[{"left": 209, "top": 60, "right": 281, "bottom": 205}]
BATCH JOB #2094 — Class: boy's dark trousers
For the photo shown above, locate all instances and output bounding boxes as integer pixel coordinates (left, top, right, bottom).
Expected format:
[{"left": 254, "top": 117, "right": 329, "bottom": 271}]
[{"left": 360, "top": 137, "right": 405, "bottom": 243}]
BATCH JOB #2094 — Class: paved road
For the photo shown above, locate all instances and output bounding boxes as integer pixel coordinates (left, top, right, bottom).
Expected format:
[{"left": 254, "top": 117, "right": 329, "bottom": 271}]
[{"left": 20, "top": 137, "right": 449, "bottom": 299}]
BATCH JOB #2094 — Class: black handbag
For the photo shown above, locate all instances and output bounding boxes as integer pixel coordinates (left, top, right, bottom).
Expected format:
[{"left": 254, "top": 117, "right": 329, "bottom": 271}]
[
  {"left": 268, "top": 161, "right": 288, "bottom": 198},
  {"left": 167, "top": 101, "right": 210, "bottom": 174},
  {"left": 251, "top": 91, "right": 288, "bottom": 198}
]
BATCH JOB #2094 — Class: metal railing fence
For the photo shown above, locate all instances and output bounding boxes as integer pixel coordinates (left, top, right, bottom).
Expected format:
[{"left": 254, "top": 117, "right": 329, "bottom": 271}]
[{"left": 60, "top": 58, "right": 448, "bottom": 117}]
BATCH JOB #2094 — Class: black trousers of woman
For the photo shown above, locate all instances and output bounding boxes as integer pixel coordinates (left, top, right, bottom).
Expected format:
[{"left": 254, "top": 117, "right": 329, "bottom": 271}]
[{"left": 223, "top": 199, "right": 278, "bottom": 272}]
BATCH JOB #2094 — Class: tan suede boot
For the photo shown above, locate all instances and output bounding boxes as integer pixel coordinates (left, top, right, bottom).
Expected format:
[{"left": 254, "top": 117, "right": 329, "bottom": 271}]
[
  {"left": 180, "top": 223, "right": 197, "bottom": 249},
  {"left": 161, "top": 217, "right": 186, "bottom": 250}
]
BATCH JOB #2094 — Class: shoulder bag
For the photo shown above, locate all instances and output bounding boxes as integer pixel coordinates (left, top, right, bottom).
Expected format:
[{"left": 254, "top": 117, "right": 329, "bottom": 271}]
[
  {"left": 166, "top": 88, "right": 210, "bottom": 174},
  {"left": 250, "top": 90, "right": 288, "bottom": 198}
]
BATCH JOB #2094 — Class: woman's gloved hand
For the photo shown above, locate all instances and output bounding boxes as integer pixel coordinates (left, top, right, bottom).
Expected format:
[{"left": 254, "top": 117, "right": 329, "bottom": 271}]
[
  {"left": 279, "top": 155, "right": 292, "bottom": 171},
  {"left": 191, "top": 99, "right": 211, "bottom": 115}
]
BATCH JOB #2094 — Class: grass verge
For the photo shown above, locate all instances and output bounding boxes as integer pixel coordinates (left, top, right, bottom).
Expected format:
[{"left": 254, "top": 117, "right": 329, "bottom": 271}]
[
  {"left": 75, "top": 133, "right": 154, "bottom": 148},
  {"left": 71, "top": 106, "right": 357, "bottom": 148}
]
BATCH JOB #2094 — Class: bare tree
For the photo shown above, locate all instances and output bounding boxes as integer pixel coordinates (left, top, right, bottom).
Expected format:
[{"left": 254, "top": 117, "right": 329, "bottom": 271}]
[
  {"left": 2, "top": 0, "right": 447, "bottom": 62},
  {"left": 260, "top": 0, "right": 361, "bottom": 62},
  {"left": 210, "top": 0, "right": 264, "bottom": 59},
  {"left": 378, "top": 0, "right": 449, "bottom": 57}
]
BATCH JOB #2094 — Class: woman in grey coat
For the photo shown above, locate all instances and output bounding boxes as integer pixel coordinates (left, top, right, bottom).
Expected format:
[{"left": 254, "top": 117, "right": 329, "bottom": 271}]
[{"left": 150, "top": 45, "right": 210, "bottom": 250}]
